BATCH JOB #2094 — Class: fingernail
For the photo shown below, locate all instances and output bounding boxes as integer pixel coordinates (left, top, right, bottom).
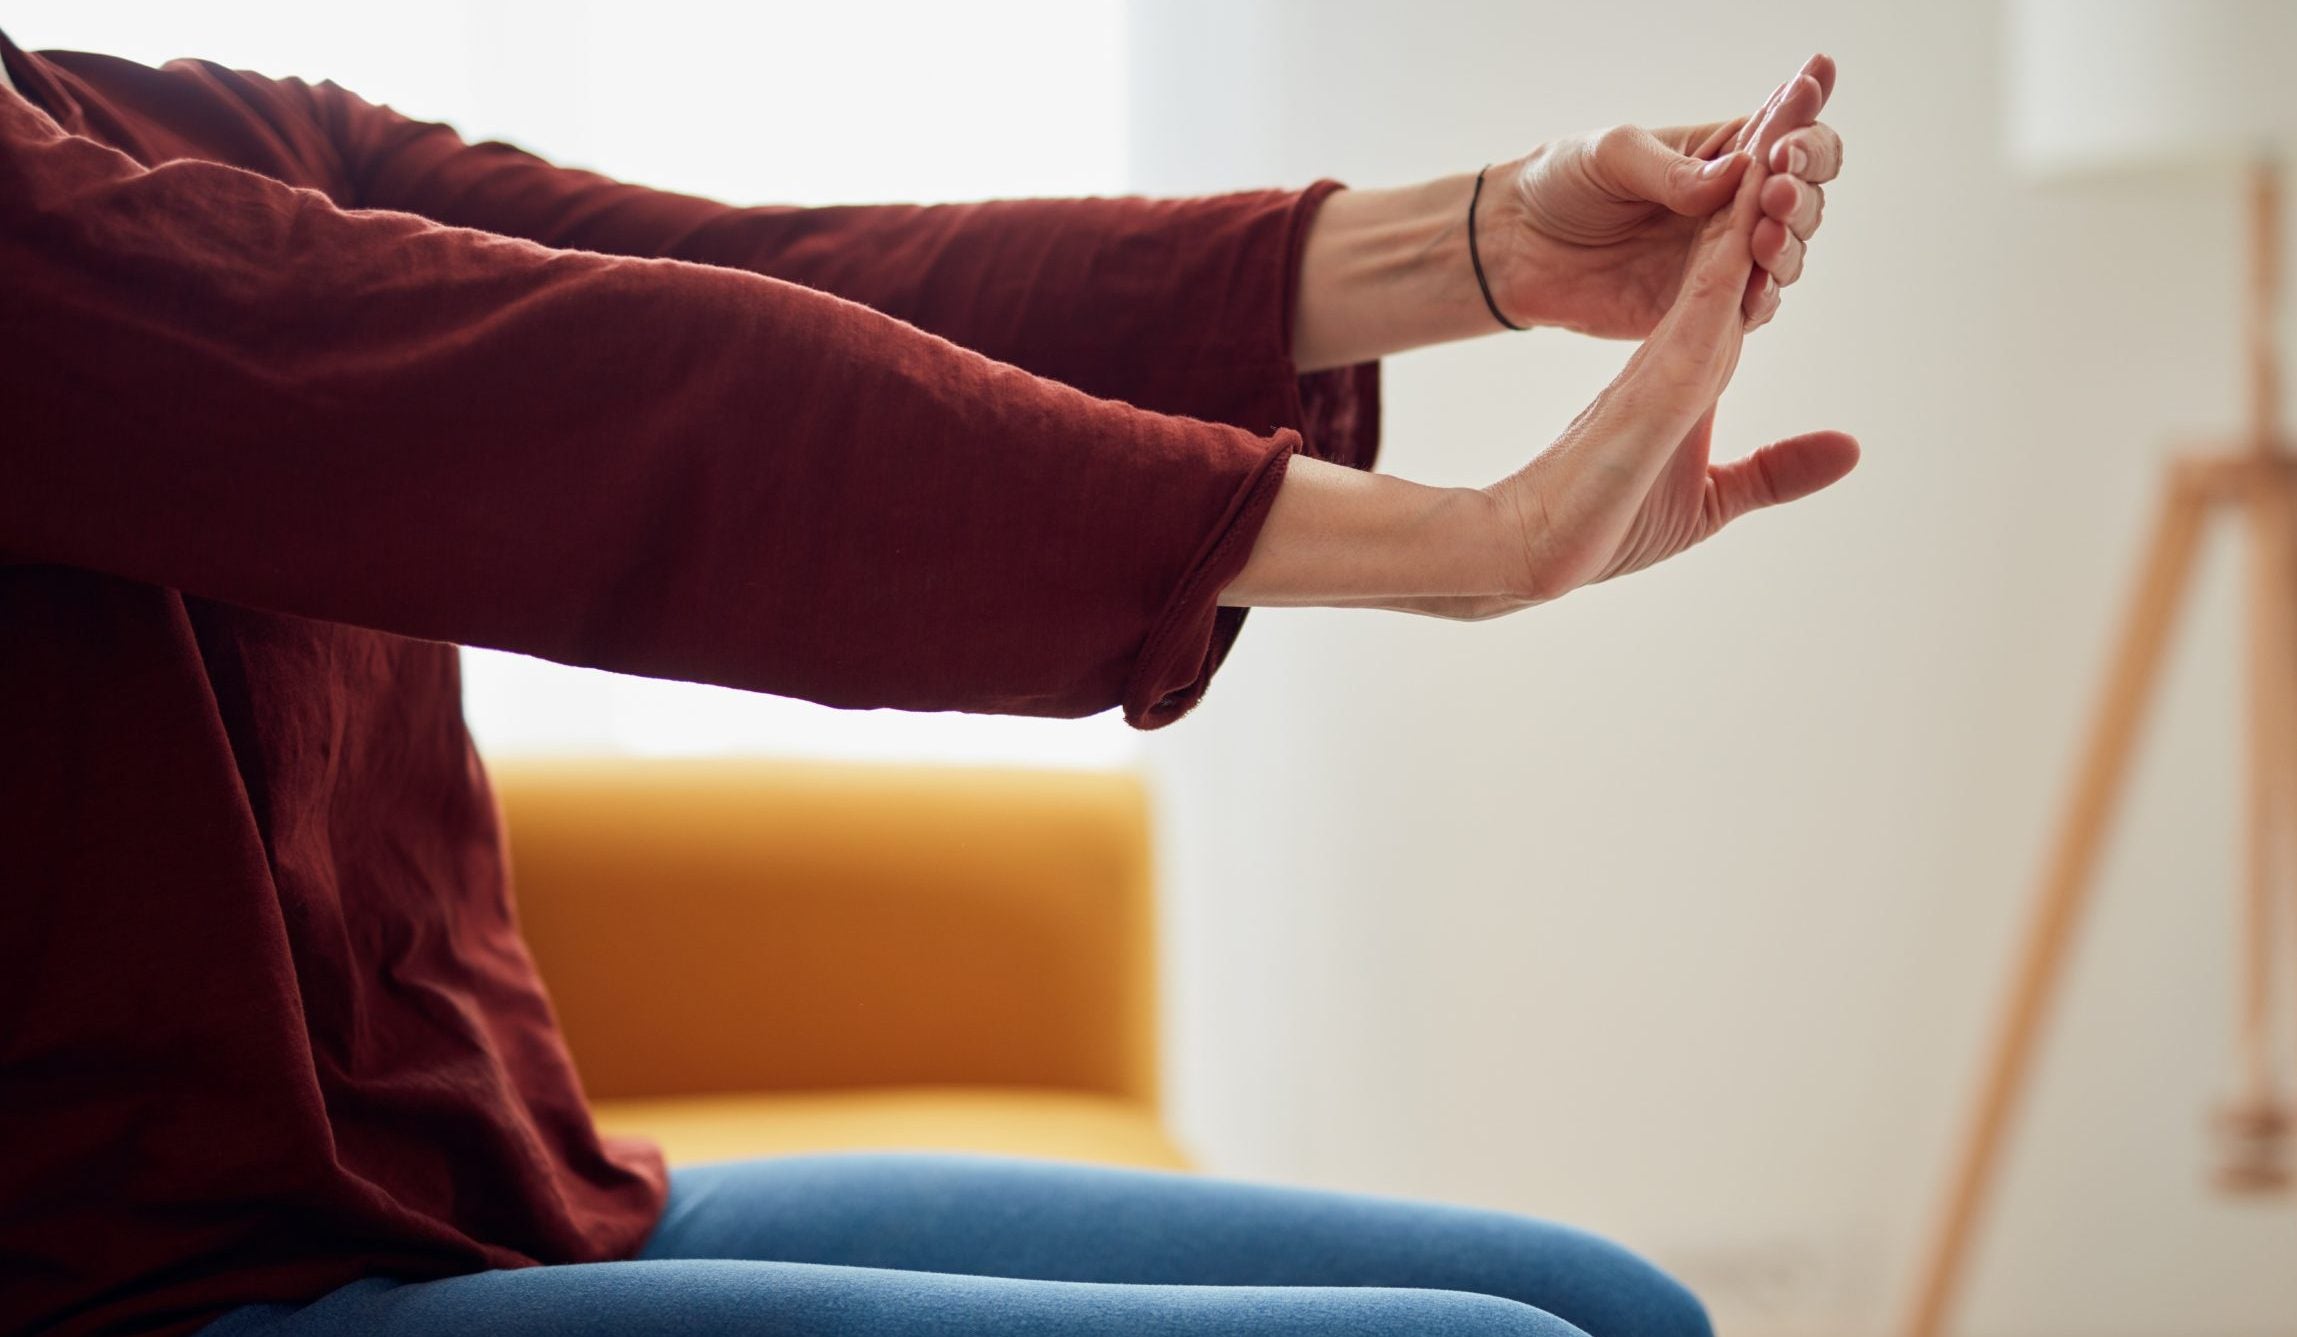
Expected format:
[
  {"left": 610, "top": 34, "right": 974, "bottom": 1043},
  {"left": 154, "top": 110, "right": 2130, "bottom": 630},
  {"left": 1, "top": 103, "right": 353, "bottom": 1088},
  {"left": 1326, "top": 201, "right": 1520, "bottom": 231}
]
[
  {"left": 1699, "top": 155, "right": 1734, "bottom": 179},
  {"left": 1787, "top": 145, "right": 1810, "bottom": 175}
]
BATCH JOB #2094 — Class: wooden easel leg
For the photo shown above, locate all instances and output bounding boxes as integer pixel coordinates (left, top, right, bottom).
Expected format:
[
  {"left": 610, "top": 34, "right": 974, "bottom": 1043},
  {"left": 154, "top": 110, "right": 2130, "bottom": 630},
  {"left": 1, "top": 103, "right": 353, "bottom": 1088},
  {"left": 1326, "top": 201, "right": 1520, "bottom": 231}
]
[
  {"left": 2262, "top": 474, "right": 2297, "bottom": 1164},
  {"left": 2282, "top": 477, "right": 2297, "bottom": 1180},
  {"left": 2284, "top": 476, "right": 2297, "bottom": 1172},
  {"left": 2242, "top": 474, "right": 2282, "bottom": 1107},
  {"left": 2218, "top": 468, "right": 2297, "bottom": 1189},
  {"left": 1901, "top": 470, "right": 2214, "bottom": 1337}
]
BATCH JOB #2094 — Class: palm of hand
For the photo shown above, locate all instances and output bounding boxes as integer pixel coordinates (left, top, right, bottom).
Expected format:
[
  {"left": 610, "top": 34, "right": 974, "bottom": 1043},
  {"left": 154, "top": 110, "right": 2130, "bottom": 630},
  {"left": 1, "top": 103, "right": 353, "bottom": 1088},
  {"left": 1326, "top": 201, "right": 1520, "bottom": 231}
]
[
  {"left": 1592, "top": 411, "right": 1729, "bottom": 582},
  {"left": 1509, "top": 397, "right": 1737, "bottom": 602}
]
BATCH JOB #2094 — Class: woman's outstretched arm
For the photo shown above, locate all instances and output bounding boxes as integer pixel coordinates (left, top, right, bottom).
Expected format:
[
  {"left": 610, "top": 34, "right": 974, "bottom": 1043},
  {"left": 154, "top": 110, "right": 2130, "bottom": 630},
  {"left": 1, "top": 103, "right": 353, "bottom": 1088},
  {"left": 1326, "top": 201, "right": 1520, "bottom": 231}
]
[
  {"left": 234, "top": 50, "right": 1836, "bottom": 378},
  {"left": 1227, "top": 154, "right": 1859, "bottom": 615},
  {"left": 0, "top": 85, "right": 1308, "bottom": 730},
  {"left": 251, "top": 68, "right": 1370, "bottom": 431}
]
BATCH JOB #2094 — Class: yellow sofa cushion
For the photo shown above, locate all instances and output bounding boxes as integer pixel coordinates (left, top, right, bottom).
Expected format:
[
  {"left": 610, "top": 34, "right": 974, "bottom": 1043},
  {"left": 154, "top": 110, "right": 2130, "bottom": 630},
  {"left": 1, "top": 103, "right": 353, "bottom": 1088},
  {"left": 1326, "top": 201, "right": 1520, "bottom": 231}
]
[
  {"left": 592, "top": 1087, "right": 1189, "bottom": 1170},
  {"left": 495, "top": 760, "right": 1160, "bottom": 1106}
]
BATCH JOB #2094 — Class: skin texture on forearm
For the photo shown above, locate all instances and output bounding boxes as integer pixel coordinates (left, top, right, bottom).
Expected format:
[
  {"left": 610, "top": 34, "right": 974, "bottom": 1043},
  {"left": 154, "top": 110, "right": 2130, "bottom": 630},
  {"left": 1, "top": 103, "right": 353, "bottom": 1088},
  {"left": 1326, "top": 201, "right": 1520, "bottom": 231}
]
[
  {"left": 1216, "top": 456, "right": 1521, "bottom": 611},
  {"left": 1290, "top": 174, "right": 1500, "bottom": 372}
]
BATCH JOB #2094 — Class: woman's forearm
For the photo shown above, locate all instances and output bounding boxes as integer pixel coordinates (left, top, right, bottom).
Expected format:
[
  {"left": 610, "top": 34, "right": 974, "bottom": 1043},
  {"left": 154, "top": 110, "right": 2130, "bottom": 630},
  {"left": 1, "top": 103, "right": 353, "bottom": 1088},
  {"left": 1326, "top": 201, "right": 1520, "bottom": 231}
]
[
  {"left": 1291, "top": 174, "right": 1510, "bottom": 372},
  {"left": 1217, "top": 456, "right": 1525, "bottom": 613}
]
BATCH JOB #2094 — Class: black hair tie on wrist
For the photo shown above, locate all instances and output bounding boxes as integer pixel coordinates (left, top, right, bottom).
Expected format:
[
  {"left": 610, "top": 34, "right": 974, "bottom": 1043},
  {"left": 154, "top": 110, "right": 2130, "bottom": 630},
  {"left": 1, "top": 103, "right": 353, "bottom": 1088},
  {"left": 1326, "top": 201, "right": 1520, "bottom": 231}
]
[{"left": 1469, "top": 165, "right": 1527, "bottom": 333}]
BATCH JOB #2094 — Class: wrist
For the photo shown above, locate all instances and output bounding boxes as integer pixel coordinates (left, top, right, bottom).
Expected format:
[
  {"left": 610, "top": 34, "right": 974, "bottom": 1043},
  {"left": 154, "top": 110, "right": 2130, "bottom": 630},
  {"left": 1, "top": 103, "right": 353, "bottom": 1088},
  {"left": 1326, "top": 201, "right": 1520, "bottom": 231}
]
[
  {"left": 1220, "top": 457, "right": 1522, "bottom": 610},
  {"left": 1470, "top": 159, "right": 1534, "bottom": 333},
  {"left": 1476, "top": 151, "right": 1574, "bottom": 335},
  {"left": 1291, "top": 174, "right": 1515, "bottom": 371}
]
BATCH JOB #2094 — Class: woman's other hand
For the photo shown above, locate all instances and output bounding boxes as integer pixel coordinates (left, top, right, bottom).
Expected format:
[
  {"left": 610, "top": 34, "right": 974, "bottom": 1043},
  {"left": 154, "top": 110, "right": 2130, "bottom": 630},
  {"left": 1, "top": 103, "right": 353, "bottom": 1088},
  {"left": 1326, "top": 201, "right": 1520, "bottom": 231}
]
[{"left": 1482, "top": 54, "right": 1842, "bottom": 337}]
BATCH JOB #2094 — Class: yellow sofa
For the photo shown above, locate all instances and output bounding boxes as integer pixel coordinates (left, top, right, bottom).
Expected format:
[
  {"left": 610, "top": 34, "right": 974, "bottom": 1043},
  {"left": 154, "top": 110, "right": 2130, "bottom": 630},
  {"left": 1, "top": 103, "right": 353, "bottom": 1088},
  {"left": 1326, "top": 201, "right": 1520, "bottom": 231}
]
[{"left": 490, "top": 757, "right": 1188, "bottom": 1171}]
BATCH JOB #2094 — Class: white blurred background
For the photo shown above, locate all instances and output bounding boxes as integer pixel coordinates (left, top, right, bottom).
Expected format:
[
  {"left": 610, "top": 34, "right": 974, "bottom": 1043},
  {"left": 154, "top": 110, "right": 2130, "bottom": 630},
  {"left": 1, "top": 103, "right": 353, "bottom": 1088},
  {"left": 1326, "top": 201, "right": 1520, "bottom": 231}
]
[{"left": 12, "top": 3, "right": 2295, "bottom": 1333}]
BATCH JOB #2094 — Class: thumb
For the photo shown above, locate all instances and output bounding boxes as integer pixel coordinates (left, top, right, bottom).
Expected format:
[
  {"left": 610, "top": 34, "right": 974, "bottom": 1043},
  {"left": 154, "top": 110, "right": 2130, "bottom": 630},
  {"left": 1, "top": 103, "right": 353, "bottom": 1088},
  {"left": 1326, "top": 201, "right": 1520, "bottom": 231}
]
[
  {"left": 1597, "top": 123, "right": 1748, "bottom": 216},
  {"left": 1705, "top": 430, "right": 1861, "bottom": 530}
]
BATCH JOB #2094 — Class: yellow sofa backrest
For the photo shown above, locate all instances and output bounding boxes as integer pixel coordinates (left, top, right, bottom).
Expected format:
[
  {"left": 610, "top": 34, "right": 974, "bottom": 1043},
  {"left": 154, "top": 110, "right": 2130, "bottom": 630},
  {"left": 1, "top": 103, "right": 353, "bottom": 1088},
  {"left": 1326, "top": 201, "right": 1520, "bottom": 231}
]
[{"left": 491, "top": 757, "right": 1158, "bottom": 1106}]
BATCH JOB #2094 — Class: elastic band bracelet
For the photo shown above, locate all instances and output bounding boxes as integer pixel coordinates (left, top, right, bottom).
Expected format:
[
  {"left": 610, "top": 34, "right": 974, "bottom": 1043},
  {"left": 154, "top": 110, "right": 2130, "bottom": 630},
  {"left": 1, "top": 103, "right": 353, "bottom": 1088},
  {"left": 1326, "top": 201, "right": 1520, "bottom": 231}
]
[{"left": 1469, "top": 165, "right": 1527, "bottom": 333}]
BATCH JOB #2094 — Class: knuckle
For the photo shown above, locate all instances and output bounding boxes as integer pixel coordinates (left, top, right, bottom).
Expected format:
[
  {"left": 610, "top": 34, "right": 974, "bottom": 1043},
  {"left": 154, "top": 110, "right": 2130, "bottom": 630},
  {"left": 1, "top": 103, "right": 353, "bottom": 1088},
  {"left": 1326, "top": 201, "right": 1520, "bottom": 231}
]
[
  {"left": 1754, "top": 442, "right": 1787, "bottom": 504},
  {"left": 1592, "top": 123, "right": 1641, "bottom": 163}
]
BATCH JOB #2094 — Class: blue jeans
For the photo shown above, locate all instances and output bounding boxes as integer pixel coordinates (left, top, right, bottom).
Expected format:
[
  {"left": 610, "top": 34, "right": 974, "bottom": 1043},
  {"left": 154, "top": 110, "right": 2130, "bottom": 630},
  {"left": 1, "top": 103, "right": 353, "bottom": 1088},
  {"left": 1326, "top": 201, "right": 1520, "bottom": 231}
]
[{"left": 203, "top": 1154, "right": 1710, "bottom": 1337}]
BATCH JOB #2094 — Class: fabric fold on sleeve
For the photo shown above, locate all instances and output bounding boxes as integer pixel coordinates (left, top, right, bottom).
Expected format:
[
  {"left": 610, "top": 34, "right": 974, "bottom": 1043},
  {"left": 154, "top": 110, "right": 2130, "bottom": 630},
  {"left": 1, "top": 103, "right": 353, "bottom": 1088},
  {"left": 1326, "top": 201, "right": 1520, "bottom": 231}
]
[{"left": 1119, "top": 179, "right": 1382, "bottom": 727}]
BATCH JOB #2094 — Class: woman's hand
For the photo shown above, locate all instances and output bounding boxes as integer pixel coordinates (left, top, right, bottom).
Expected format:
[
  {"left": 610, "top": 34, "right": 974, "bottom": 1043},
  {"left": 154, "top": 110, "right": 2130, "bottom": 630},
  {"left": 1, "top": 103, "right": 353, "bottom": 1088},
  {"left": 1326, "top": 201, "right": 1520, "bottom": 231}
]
[
  {"left": 1481, "top": 54, "right": 1842, "bottom": 337},
  {"left": 1229, "top": 157, "right": 1856, "bottom": 617},
  {"left": 1482, "top": 157, "right": 1857, "bottom": 608},
  {"left": 1288, "top": 56, "right": 1843, "bottom": 370}
]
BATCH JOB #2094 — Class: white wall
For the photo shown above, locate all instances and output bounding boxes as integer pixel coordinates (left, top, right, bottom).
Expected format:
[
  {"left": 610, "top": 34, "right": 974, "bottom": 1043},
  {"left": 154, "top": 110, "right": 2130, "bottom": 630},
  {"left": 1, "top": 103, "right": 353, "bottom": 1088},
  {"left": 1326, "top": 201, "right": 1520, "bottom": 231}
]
[{"left": 1131, "top": 3, "right": 2297, "bottom": 1335}]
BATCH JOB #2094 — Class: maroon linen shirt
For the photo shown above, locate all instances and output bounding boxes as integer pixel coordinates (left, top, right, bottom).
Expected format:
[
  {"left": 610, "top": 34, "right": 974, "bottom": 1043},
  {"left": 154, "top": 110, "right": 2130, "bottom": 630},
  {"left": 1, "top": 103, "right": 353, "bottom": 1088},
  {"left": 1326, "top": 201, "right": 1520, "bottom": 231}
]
[{"left": 0, "top": 34, "right": 1378, "bottom": 1337}]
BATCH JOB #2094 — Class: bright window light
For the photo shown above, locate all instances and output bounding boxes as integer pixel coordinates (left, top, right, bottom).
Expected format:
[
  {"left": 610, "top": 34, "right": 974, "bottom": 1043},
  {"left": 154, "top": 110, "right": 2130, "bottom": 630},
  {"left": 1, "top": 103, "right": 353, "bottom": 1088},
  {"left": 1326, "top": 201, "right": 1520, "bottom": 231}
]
[{"left": 12, "top": 0, "right": 1139, "bottom": 769}]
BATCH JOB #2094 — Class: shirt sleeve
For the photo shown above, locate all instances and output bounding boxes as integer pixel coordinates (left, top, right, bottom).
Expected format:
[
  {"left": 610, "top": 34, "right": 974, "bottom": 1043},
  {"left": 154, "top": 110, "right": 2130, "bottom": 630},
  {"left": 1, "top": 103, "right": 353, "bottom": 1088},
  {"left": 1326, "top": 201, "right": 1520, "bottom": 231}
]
[
  {"left": 272, "top": 73, "right": 1380, "bottom": 476},
  {"left": 0, "top": 92, "right": 1304, "bottom": 727}
]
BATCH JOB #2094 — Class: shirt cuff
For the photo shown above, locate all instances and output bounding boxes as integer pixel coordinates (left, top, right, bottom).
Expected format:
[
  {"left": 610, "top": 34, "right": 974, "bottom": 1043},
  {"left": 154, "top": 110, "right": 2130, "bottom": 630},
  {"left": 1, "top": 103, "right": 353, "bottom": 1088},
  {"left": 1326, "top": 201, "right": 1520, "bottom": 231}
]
[{"left": 1120, "top": 181, "right": 1383, "bottom": 729}]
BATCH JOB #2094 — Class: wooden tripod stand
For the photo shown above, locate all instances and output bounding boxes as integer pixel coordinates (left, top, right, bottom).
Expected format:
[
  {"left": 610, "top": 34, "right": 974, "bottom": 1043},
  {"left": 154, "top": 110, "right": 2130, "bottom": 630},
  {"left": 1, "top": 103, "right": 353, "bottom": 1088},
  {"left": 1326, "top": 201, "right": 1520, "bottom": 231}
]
[{"left": 1899, "top": 160, "right": 2294, "bottom": 1336}]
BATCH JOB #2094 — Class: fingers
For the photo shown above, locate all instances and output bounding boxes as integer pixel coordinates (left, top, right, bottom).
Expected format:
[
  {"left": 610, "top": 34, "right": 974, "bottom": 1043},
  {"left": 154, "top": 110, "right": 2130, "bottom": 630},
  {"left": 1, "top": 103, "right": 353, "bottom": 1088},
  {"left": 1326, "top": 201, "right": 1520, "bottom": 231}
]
[
  {"left": 1738, "top": 69, "right": 1826, "bottom": 166},
  {"left": 1657, "top": 118, "right": 1748, "bottom": 161},
  {"left": 1805, "top": 53, "right": 1838, "bottom": 102},
  {"left": 1742, "top": 268, "right": 1780, "bottom": 330},
  {"left": 1768, "top": 122, "right": 1843, "bottom": 184},
  {"left": 1651, "top": 55, "right": 1841, "bottom": 218},
  {"left": 1752, "top": 168, "right": 1824, "bottom": 303},
  {"left": 1731, "top": 55, "right": 1837, "bottom": 314},
  {"left": 1759, "top": 173, "right": 1825, "bottom": 241},
  {"left": 1673, "top": 52, "right": 1835, "bottom": 169},
  {"left": 1705, "top": 430, "right": 1861, "bottom": 530},
  {"left": 1753, "top": 217, "right": 1804, "bottom": 284},
  {"left": 1752, "top": 141, "right": 1829, "bottom": 302},
  {"left": 1593, "top": 123, "right": 1749, "bottom": 217}
]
